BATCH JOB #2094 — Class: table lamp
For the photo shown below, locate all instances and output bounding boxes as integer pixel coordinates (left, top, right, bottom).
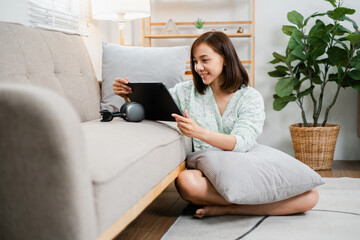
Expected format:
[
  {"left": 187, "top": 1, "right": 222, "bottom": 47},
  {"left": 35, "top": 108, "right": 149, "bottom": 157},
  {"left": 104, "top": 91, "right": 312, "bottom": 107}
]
[{"left": 91, "top": 0, "right": 151, "bottom": 44}]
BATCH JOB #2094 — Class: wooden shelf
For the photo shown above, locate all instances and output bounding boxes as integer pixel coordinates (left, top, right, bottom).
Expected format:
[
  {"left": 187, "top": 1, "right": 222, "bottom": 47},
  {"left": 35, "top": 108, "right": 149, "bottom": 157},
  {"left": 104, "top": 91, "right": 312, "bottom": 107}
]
[
  {"left": 143, "top": 33, "right": 252, "bottom": 39},
  {"left": 150, "top": 21, "right": 252, "bottom": 26}
]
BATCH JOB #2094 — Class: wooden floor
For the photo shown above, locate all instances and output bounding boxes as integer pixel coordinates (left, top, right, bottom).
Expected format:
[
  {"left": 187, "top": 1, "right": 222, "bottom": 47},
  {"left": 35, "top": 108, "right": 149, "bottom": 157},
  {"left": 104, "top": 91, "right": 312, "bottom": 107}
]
[{"left": 115, "top": 160, "right": 360, "bottom": 240}]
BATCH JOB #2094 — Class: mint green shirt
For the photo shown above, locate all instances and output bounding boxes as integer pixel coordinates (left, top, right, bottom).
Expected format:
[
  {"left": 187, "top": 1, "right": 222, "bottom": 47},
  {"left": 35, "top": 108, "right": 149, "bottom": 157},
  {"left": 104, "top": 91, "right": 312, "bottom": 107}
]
[{"left": 169, "top": 81, "right": 265, "bottom": 152}]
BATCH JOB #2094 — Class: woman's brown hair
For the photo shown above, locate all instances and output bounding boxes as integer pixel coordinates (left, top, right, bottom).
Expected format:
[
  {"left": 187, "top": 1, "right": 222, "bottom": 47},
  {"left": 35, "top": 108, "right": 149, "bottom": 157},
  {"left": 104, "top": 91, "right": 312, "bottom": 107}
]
[{"left": 190, "top": 31, "right": 249, "bottom": 94}]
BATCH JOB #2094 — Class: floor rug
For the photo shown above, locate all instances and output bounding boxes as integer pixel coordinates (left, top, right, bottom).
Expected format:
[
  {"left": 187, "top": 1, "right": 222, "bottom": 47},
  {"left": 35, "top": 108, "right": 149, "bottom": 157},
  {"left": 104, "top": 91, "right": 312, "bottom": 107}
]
[{"left": 161, "top": 177, "right": 360, "bottom": 240}]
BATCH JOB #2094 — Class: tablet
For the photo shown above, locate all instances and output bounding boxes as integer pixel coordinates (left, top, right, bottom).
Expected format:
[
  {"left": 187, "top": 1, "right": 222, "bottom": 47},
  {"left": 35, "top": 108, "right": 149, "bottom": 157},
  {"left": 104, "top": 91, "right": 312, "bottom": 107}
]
[{"left": 127, "top": 82, "right": 183, "bottom": 121}]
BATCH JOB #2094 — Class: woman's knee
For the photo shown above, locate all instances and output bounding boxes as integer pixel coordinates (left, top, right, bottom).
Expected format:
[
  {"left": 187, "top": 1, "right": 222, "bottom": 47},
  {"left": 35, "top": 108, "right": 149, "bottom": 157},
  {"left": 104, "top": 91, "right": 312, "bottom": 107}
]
[
  {"left": 175, "top": 170, "right": 204, "bottom": 202},
  {"left": 298, "top": 188, "right": 319, "bottom": 213}
]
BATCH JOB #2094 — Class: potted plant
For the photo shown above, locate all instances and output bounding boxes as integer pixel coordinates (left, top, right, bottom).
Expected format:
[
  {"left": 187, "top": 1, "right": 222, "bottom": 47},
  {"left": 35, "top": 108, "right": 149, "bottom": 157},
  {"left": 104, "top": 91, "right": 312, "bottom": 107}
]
[
  {"left": 194, "top": 17, "right": 205, "bottom": 34},
  {"left": 268, "top": 0, "right": 360, "bottom": 170}
]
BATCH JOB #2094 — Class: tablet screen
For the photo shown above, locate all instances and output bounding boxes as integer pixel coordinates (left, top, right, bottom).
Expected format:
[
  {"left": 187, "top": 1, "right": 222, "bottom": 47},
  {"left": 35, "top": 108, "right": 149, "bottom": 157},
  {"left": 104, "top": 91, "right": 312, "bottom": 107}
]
[{"left": 127, "top": 82, "right": 183, "bottom": 121}]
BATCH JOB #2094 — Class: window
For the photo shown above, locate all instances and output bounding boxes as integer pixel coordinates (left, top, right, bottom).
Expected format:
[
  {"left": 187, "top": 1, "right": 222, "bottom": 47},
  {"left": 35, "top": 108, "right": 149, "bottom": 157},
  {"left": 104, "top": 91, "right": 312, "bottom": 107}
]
[{"left": 28, "top": 0, "right": 90, "bottom": 35}]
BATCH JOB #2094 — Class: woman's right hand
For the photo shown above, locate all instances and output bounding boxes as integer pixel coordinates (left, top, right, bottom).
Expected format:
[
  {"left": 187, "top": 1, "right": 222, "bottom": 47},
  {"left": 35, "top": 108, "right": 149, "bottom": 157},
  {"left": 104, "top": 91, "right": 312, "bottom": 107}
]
[{"left": 113, "top": 77, "right": 132, "bottom": 103}]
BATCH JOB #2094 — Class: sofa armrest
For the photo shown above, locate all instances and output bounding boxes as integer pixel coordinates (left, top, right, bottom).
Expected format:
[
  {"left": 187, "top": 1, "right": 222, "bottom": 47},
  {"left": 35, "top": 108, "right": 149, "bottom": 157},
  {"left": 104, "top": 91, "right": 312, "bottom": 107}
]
[{"left": 0, "top": 85, "right": 97, "bottom": 240}]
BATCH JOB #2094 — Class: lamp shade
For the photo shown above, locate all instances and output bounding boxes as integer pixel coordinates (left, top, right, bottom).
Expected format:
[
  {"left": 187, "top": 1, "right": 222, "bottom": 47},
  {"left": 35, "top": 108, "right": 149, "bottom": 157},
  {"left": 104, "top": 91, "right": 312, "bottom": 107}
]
[{"left": 91, "top": 0, "right": 150, "bottom": 21}]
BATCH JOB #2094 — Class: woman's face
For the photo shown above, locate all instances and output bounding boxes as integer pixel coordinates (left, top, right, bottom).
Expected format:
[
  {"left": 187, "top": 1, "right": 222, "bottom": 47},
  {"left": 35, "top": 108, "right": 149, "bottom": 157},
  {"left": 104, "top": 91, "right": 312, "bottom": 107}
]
[{"left": 193, "top": 43, "right": 225, "bottom": 87}]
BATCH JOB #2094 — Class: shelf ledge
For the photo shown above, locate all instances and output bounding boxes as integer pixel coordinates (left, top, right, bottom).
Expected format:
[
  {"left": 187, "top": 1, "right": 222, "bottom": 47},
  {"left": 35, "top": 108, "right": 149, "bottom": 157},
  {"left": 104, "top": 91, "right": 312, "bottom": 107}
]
[{"left": 143, "top": 33, "right": 252, "bottom": 38}]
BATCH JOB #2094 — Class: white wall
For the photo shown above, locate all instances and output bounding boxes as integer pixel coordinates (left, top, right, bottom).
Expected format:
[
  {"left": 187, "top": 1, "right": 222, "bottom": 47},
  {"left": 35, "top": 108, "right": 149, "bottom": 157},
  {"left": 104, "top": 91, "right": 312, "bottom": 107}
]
[
  {"left": 1, "top": 0, "right": 359, "bottom": 160},
  {"left": 0, "top": 0, "right": 28, "bottom": 25}
]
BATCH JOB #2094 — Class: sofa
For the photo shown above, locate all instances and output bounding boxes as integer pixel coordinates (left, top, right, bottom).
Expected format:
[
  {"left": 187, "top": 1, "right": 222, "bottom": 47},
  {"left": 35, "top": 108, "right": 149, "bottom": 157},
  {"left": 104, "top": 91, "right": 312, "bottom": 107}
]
[{"left": 0, "top": 21, "right": 192, "bottom": 240}]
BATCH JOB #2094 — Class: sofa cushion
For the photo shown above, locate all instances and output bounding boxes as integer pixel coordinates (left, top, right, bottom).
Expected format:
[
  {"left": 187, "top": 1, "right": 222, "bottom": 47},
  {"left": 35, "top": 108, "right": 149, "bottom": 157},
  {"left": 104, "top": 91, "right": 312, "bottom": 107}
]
[
  {"left": 0, "top": 22, "right": 101, "bottom": 122},
  {"left": 101, "top": 43, "right": 189, "bottom": 111},
  {"left": 81, "top": 119, "right": 192, "bottom": 232}
]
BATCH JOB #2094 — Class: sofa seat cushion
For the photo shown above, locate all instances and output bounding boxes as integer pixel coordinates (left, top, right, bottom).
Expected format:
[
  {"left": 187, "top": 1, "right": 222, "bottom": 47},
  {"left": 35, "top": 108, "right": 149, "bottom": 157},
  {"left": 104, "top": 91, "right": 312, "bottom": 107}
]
[{"left": 81, "top": 119, "right": 192, "bottom": 233}]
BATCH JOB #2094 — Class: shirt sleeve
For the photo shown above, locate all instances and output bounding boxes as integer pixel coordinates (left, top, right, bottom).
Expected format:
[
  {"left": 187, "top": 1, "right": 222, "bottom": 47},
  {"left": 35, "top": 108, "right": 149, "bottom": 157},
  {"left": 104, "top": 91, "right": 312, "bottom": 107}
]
[
  {"left": 168, "top": 82, "right": 190, "bottom": 114},
  {"left": 230, "top": 88, "right": 265, "bottom": 152}
]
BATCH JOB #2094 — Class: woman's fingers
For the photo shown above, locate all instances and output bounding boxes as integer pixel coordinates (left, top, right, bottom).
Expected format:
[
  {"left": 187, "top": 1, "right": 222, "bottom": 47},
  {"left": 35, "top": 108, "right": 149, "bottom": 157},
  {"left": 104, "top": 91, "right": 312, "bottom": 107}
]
[
  {"left": 113, "top": 77, "right": 132, "bottom": 95},
  {"left": 172, "top": 113, "right": 191, "bottom": 123},
  {"left": 184, "top": 109, "right": 190, "bottom": 118},
  {"left": 115, "top": 77, "right": 129, "bottom": 84}
]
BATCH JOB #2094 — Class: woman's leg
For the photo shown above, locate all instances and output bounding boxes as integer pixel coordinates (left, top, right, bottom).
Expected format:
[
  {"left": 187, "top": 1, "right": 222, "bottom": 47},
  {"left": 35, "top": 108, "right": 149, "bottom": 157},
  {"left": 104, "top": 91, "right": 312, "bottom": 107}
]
[
  {"left": 175, "top": 169, "right": 233, "bottom": 206},
  {"left": 175, "top": 169, "right": 319, "bottom": 218}
]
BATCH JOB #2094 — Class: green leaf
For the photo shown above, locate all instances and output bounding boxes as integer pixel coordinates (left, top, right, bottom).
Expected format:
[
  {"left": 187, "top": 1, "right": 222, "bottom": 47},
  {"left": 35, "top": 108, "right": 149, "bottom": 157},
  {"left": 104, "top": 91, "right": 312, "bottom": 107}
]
[
  {"left": 309, "top": 19, "right": 326, "bottom": 36},
  {"left": 309, "top": 46, "right": 326, "bottom": 61},
  {"left": 286, "top": 53, "right": 298, "bottom": 63},
  {"left": 288, "top": 29, "right": 304, "bottom": 49},
  {"left": 297, "top": 86, "right": 315, "bottom": 98},
  {"left": 338, "top": 65, "right": 344, "bottom": 84},
  {"left": 273, "top": 95, "right": 297, "bottom": 111},
  {"left": 342, "top": 73, "right": 360, "bottom": 89},
  {"left": 334, "top": 25, "right": 352, "bottom": 35},
  {"left": 268, "top": 70, "right": 288, "bottom": 78},
  {"left": 287, "top": 10, "right": 304, "bottom": 28},
  {"left": 273, "top": 52, "right": 287, "bottom": 63},
  {"left": 290, "top": 45, "right": 306, "bottom": 61},
  {"left": 333, "top": 38, "right": 349, "bottom": 52},
  {"left": 347, "top": 34, "right": 360, "bottom": 45},
  {"left": 275, "top": 65, "right": 289, "bottom": 72},
  {"left": 327, "top": 7, "right": 356, "bottom": 21},
  {"left": 311, "top": 75, "right": 323, "bottom": 84},
  {"left": 350, "top": 54, "right": 360, "bottom": 70},
  {"left": 275, "top": 77, "right": 296, "bottom": 97},
  {"left": 304, "top": 12, "right": 326, "bottom": 26},
  {"left": 325, "top": 0, "right": 336, "bottom": 7},
  {"left": 308, "top": 20, "right": 329, "bottom": 51},
  {"left": 282, "top": 25, "right": 297, "bottom": 36},
  {"left": 294, "top": 77, "right": 308, "bottom": 90},
  {"left": 327, "top": 46, "right": 348, "bottom": 66},
  {"left": 328, "top": 73, "right": 338, "bottom": 82},
  {"left": 347, "top": 70, "right": 360, "bottom": 80},
  {"left": 344, "top": 16, "right": 359, "bottom": 31},
  {"left": 352, "top": 84, "right": 360, "bottom": 91},
  {"left": 269, "top": 58, "right": 281, "bottom": 64}
]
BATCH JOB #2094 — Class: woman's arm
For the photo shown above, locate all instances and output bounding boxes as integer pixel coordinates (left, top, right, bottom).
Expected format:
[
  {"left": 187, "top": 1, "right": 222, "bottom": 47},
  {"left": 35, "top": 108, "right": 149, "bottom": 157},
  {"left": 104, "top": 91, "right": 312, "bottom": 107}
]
[{"left": 172, "top": 110, "right": 236, "bottom": 151}]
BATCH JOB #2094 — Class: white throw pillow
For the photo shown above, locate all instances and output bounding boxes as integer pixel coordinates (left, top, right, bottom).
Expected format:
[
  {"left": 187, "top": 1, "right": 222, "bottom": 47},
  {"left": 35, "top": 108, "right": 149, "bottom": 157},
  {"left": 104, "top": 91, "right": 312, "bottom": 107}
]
[
  {"left": 186, "top": 144, "right": 325, "bottom": 204},
  {"left": 101, "top": 42, "right": 189, "bottom": 111}
]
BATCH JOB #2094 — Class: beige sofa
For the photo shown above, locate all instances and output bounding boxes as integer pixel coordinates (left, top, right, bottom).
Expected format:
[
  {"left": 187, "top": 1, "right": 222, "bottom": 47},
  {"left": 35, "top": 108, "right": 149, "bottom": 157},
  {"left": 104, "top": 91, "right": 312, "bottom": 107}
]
[{"left": 0, "top": 22, "right": 192, "bottom": 240}]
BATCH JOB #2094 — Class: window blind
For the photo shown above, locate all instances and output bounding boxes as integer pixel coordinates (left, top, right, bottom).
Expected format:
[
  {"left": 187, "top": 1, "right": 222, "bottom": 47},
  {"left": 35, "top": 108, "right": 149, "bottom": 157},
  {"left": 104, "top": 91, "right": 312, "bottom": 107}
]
[{"left": 28, "top": 0, "right": 90, "bottom": 35}]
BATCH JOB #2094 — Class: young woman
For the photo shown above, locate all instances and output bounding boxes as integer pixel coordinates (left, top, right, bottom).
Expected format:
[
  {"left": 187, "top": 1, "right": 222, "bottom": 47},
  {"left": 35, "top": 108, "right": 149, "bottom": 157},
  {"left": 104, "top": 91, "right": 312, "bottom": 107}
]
[{"left": 113, "top": 31, "right": 319, "bottom": 219}]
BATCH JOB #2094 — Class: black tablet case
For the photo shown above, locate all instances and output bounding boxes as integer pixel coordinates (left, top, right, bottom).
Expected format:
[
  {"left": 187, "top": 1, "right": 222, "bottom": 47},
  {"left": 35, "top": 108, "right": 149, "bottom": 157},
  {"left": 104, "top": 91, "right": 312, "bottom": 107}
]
[{"left": 127, "top": 82, "right": 183, "bottom": 121}]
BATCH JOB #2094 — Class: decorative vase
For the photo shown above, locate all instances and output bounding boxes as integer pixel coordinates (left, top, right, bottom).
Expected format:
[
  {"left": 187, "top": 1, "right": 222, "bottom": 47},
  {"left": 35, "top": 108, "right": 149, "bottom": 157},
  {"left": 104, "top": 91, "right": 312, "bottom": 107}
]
[{"left": 289, "top": 123, "right": 340, "bottom": 170}]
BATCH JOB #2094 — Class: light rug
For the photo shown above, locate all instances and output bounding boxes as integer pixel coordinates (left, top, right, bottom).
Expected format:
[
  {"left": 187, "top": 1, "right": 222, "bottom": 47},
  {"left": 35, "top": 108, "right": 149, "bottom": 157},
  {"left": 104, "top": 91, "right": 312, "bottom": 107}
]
[{"left": 161, "top": 177, "right": 360, "bottom": 240}]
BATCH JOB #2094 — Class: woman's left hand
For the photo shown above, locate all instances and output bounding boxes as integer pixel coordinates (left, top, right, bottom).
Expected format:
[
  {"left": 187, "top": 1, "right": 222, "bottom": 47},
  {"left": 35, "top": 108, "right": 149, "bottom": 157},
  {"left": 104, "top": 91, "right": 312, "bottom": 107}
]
[{"left": 171, "top": 110, "right": 207, "bottom": 139}]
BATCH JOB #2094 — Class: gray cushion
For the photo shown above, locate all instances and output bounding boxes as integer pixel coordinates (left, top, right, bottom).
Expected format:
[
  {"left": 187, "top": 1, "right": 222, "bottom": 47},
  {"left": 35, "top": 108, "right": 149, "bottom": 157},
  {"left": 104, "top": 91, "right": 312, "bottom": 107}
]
[
  {"left": 187, "top": 144, "right": 325, "bottom": 204},
  {"left": 101, "top": 42, "right": 189, "bottom": 111}
]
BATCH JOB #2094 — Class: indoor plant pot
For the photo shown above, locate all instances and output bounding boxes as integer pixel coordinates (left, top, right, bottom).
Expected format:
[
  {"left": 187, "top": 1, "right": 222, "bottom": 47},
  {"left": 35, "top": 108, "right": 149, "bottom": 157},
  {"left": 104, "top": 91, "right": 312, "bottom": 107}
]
[
  {"left": 289, "top": 123, "right": 340, "bottom": 170},
  {"left": 268, "top": 0, "right": 360, "bottom": 169}
]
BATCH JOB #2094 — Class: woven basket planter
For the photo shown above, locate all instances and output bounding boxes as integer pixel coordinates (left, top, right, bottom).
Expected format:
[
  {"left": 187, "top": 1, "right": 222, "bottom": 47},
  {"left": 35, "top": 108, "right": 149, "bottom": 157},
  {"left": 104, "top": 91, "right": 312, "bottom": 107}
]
[{"left": 289, "top": 123, "right": 340, "bottom": 170}]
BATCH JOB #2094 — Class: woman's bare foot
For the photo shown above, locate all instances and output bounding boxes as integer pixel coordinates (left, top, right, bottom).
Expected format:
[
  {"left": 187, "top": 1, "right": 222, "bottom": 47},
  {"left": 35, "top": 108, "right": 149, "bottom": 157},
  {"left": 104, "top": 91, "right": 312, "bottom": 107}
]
[
  {"left": 192, "top": 189, "right": 319, "bottom": 218},
  {"left": 194, "top": 205, "right": 230, "bottom": 218}
]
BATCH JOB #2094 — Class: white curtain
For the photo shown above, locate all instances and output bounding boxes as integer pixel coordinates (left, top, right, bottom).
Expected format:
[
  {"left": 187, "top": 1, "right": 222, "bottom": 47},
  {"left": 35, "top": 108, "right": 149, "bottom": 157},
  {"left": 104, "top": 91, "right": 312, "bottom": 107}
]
[{"left": 28, "top": 0, "right": 90, "bottom": 35}]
